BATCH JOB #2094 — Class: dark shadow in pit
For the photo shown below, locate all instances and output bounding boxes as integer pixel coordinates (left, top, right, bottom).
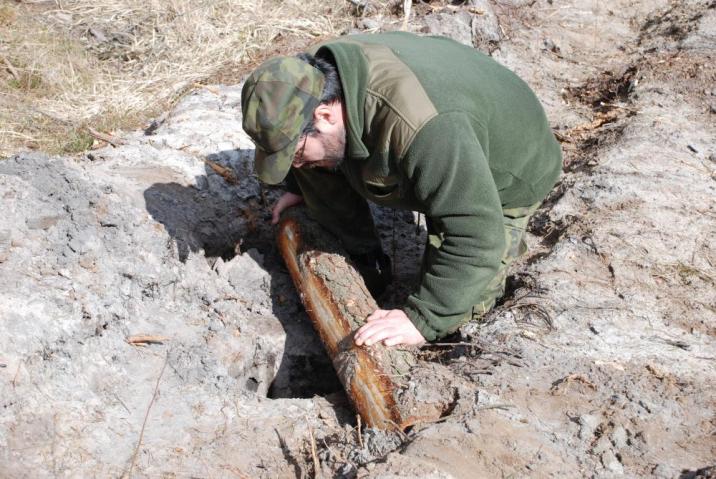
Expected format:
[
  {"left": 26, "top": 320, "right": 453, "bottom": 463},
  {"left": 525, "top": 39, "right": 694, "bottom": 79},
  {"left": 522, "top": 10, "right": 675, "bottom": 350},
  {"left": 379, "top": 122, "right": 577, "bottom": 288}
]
[
  {"left": 143, "top": 149, "right": 345, "bottom": 402},
  {"left": 143, "top": 150, "right": 260, "bottom": 262}
]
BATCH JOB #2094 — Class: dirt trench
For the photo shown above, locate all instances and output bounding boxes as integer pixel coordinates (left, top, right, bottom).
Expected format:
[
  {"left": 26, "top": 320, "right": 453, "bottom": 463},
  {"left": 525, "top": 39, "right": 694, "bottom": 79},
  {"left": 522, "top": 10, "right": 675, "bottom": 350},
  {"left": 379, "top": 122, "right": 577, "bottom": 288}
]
[{"left": 1, "top": 0, "right": 715, "bottom": 477}]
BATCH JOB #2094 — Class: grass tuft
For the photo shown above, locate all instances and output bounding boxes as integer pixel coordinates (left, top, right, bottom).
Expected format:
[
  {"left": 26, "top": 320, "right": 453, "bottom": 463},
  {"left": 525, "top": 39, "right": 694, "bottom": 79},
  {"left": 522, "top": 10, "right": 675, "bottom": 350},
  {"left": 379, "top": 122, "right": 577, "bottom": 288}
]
[{"left": 0, "top": 0, "right": 356, "bottom": 157}]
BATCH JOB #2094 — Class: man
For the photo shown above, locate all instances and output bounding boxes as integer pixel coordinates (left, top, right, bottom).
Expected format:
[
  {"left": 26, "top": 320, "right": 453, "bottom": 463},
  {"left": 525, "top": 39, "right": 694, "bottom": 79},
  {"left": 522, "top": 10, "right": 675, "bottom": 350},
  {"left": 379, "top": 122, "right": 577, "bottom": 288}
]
[{"left": 241, "top": 32, "right": 562, "bottom": 347}]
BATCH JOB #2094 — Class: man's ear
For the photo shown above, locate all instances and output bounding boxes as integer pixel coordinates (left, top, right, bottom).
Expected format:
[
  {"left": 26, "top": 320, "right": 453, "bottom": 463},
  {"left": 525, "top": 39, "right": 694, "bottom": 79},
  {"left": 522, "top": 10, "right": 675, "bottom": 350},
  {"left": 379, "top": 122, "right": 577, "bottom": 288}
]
[{"left": 313, "top": 103, "right": 337, "bottom": 126}]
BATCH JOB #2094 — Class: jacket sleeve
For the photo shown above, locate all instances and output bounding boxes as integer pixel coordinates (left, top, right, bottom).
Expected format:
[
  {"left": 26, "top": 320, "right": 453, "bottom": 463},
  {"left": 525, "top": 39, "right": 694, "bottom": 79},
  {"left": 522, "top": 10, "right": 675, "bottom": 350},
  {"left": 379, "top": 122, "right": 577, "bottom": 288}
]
[
  {"left": 400, "top": 112, "right": 505, "bottom": 340},
  {"left": 289, "top": 166, "right": 383, "bottom": 255}
]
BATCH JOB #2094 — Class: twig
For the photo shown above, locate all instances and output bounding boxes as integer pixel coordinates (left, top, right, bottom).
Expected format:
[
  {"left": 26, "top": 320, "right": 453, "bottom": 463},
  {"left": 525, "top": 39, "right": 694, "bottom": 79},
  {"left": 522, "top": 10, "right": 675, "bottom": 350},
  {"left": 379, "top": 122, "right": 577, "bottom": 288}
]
[
  {"left": 114, "top": 393, "right": 132, "bottom": 414},
  {"left": 649, "top": 336, "right": 690, "bottom": 351},
  {"left": 475, "top": 403, "right": 515, "bottom": 412},
  {"left": 126, "top": 335, "right": 169, "bottom": 345},
  {"left": 505, "top": 302, "right": 554, "bottom": 330},
  {"left": 553, "top": 130, "right": 572, "bottom": 143},
  {"left": 204, "top": 159, "right": 238, "bottom": 185},
  {"left": 356, "top": 414, "right": 364, "bottom": 449},
  {"left": 12, "top": 360, "right": 23, "bottom": 389},
  {"left": 306, "top": 416, "right": 322, "bottom": 479},
  {"left": 0, "top": 130, "right": 37, "bottom": 140},
  {"left": 425, "top": 341, "right": 515, "bottom": 354},
  {"left": 464, "top": 368, "right": 493, "bottom": 375},
  {"left": 550, "top": 373, "right": 596, "bottom": 393},
  {"left": 406, "top": 403, "right": 515, "bottom": 428},
  {"left": 2, "top": 56, "right": 21, "bottom": 81},
  {"left": 126, "top": 353, "right": 169, "bottom": 479},
  {"left": 29, "top": 107, "right": 73, "bottom": 126},
  {"left": 192, "top": 82, "right": 220, "bottom": 95},
  {"left": 87, "top": 126, "right": 126, "bottom": 147}
]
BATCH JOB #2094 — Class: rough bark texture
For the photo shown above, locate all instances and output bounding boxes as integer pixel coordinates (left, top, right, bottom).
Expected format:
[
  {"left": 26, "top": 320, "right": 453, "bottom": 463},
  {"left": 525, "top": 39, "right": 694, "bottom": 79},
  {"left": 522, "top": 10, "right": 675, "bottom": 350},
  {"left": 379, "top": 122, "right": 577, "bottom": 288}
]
[{"left": 277, "top": 207, "right": 446, "bottom": 430}]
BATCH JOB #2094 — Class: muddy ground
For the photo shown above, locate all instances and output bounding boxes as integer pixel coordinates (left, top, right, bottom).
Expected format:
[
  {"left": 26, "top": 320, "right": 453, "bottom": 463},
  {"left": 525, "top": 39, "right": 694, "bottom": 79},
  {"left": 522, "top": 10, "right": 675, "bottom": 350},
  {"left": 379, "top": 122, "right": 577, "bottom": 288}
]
[{"left": 1, "top": 0, "right": 715, "bottom": 477}]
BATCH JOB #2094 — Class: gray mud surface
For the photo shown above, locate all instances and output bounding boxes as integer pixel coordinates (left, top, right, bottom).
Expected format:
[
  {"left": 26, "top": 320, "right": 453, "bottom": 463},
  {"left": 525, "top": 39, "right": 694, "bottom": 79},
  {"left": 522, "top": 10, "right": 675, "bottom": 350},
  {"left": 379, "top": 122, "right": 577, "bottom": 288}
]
[{"left": 1, "top": 0, "right": 715, "bottom": 477}]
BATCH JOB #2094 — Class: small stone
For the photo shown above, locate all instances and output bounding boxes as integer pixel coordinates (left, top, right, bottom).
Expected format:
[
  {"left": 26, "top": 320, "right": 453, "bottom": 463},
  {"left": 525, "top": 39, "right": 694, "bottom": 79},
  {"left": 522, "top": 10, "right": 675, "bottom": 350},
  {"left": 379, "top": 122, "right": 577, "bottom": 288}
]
[
  {"left": 495, "top": 0, "right": 535, "bottom": 5},
  {"left": 79, "top": 255, "right": 97, "bottom": 271},
  {"left": 601, "top": 450, "right": 624, "bottom": 474},
  {"left": 89, "top": 27, "right": 108, "bottom": 43},
  {"left": 54, "top": 12, "right": 73, "bottom": 23},
  {"left": 424, "top": 11, "right": 474, "bottom": 47},
  {"left": 592, "top": 435, "right": 611, "bottom": 455},
  {"left": 26, "top": 215, "right": 60, "bottom": 230},
  {"left": 464, "top": 418, "right": 480, "bottom": 434},
  {"left": 358, "top": 18, "right": 381, "bottom": 30},
  {"left": 652, "top": 463, "right": 678, "bottom": 479},
  {"left": 610, "top": 425, "right": 628, "bottom": 449},
  {"left": 543, "top": 38, "right": 560, "bottom": 53},
  {"left": 578, "top": 414, "right": 600, "bottom": 440},
  {"left": 470, "top": 0, "right": 502, "bottom": 52}
]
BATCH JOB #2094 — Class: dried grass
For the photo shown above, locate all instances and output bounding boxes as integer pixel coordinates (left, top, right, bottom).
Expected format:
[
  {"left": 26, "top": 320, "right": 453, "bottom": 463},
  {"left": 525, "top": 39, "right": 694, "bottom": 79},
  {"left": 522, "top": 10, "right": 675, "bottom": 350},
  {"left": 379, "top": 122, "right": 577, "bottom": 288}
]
[{"left": 0, "top": 0, "right": 356, "bottom": 156}]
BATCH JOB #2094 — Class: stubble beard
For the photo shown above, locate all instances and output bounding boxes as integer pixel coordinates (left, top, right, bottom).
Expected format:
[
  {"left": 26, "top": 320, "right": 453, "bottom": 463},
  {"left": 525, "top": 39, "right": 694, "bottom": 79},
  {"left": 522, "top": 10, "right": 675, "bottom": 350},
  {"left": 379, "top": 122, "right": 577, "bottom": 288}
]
[{"left": 320, "top": 126, "right": 346, "bottom": 171}]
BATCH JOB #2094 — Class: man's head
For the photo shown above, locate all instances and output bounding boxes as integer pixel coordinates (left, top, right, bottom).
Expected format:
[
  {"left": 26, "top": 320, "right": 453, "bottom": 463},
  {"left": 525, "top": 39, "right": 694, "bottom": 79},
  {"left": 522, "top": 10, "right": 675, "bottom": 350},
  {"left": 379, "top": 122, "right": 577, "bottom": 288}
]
[{"left": 241, "top": 53, "right": 346, "bottom": 184}]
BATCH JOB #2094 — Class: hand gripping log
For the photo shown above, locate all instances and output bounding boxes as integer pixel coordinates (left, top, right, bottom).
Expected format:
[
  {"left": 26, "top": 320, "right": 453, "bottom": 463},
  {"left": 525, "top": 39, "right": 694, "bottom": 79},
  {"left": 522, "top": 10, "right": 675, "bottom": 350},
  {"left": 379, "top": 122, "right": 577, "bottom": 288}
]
[{"left": 276, "top": 208, "right": 441, "bottom": 431}]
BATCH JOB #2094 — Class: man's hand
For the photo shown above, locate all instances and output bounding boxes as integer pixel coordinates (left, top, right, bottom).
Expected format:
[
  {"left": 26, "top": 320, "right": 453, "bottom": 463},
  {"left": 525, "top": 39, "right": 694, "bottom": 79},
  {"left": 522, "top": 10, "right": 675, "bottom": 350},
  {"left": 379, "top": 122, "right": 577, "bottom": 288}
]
[
  {"left": 354, "top": 309, "right": 425, "bottom": 347},
  {"left": 271, "top": 192, "right": 304, "bottom": 224}
]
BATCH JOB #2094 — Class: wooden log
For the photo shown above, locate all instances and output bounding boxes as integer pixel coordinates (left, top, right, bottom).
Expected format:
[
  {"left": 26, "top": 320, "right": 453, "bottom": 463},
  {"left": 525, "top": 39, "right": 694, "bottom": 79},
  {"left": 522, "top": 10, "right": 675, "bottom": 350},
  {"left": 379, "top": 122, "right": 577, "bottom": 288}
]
[{"left": 277, "top": 208, "right": 450, "bottom": 430}]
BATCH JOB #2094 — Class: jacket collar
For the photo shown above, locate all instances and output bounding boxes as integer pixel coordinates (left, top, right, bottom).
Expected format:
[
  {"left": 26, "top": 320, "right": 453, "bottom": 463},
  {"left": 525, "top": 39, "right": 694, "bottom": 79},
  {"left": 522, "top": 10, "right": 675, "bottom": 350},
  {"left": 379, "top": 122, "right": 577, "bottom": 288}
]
[{"left": 316, "top": 41, "right": 370, "bottom": 160}]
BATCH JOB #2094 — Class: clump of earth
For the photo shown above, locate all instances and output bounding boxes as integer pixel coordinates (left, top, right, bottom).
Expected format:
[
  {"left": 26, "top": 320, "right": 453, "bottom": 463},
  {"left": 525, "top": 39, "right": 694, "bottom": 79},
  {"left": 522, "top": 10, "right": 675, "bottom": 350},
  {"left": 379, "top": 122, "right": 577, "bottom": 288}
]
[{"left": 1, "top": 0, "right": 714, "bottom": 477}]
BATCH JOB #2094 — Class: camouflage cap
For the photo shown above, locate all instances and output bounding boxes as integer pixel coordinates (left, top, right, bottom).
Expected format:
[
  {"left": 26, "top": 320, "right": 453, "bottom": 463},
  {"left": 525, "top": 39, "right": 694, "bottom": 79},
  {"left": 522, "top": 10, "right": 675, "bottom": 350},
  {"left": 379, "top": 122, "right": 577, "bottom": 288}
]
[{"left": 241, "top": 56, "right": 325, "bottom": 184}]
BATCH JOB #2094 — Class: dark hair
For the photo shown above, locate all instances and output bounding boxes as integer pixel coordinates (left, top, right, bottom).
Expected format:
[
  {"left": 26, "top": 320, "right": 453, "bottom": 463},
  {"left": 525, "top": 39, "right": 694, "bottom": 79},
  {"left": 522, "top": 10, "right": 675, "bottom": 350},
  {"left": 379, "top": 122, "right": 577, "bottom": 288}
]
[{"left": 295, "top": 51, "right": 343, "bottom": 136}]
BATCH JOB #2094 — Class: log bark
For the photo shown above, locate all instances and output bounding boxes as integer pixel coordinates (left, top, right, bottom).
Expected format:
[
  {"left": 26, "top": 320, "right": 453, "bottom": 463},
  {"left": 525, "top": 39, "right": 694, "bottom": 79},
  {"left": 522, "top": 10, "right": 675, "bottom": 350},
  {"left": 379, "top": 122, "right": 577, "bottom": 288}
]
[{"left": 277, "top": 208, "right": 449, "bottom": 430}]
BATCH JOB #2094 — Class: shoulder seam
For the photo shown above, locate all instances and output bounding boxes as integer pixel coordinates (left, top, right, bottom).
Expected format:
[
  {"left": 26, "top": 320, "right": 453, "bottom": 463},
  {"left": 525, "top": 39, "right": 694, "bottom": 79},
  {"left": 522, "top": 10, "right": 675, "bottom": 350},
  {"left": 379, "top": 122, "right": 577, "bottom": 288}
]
[{"left": 365, "top": 89, "right": 440, "bottom": 158}]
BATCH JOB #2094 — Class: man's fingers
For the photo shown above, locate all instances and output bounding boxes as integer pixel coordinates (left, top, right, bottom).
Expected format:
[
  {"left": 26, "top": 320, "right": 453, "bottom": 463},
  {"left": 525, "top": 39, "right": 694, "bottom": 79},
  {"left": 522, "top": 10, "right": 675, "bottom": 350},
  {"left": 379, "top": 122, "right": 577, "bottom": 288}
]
[
  {"left": 270, "top": 200, "right": 284, "bottom": 225},
  {"left": 354, "top": 322, "right": 379, "bottom": 346},
  {"left": 361, "top": 325, "right": 398, "bottom": 346},
  {"left": 355, "top": 310, "right": 425, "bottom": 347},
  {"left": 356, "top": 321, "right": 396, "bottom": 346},
  {"left": 354, "top": 320, "right": 391, "bottom": 345},
  {"left": 383, "top": 335, "right": 403, "bottom": 347},
  {"left": 270, "top": 193, "right": 304, "bottom": 225}
]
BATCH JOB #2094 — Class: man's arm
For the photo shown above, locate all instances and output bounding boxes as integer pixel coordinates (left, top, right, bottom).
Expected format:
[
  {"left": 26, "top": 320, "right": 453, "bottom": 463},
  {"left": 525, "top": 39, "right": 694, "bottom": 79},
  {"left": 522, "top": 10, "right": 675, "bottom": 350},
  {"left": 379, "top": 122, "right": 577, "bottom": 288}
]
[
  {"left": 271, "top": 192, "right": 304, "bottom": 224},
  {"left": 288, "top": 166, "right": 383, "bottom": 256},
  {"left": 400, "top": 112, "right": 505, "bottom": 341}
]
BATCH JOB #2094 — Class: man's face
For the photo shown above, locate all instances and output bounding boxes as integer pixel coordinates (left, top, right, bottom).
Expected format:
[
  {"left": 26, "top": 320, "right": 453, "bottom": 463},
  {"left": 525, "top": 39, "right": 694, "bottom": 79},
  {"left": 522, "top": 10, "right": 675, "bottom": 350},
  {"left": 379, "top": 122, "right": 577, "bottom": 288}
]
[
  {"left": 291, "top": 101, "right": 346, "bottom": 171},
  {"left": 291, "top": 124, "right": 346, "bottom": 171}
]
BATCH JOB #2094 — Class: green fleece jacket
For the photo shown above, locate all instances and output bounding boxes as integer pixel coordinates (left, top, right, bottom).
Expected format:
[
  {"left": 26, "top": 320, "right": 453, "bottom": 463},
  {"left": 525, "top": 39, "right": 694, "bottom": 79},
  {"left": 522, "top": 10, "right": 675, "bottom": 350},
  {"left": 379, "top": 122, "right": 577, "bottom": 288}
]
[{"left": 289, "top": 32, "right": 562, "bottom": 340}]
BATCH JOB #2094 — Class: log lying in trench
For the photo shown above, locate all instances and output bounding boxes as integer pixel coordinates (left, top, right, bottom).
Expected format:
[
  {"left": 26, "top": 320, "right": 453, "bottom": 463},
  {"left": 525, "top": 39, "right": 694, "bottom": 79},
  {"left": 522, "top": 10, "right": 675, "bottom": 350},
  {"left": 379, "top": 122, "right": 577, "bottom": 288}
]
[{"left": 277, "top": 208, "right": 451, "bottom": 431}]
